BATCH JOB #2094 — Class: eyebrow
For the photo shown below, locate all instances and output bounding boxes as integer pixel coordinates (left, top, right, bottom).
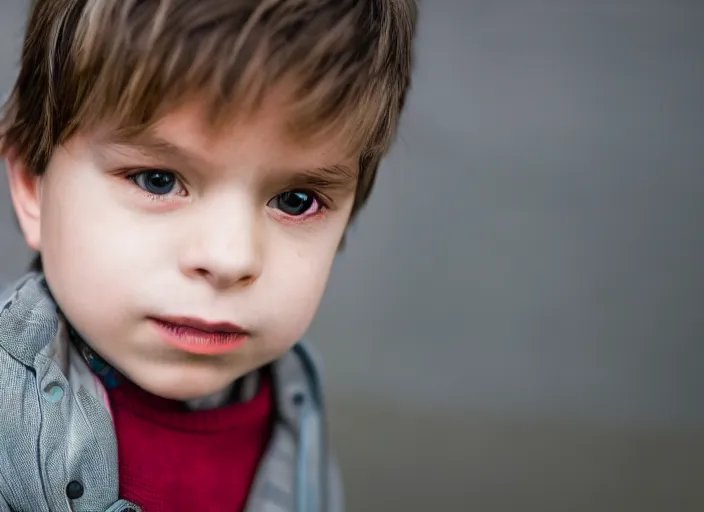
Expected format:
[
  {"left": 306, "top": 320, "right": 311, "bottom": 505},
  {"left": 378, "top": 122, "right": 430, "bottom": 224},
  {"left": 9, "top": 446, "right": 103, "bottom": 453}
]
[
  {"left": 288, "top": 164, "right": 358, "bottom": 191},
  {"left": 94, "top": 132, "right": 207, "bottom": 171},
  {"left": 94, "top": 131, "right": 358, "bottom": 190}
]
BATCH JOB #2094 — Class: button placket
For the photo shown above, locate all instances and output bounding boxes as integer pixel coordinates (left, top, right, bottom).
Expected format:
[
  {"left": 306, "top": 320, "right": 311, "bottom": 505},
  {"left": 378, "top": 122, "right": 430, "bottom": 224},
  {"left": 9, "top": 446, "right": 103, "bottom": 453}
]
[{"left": 36, "top": 362, "right": 75, "bottom": 511}]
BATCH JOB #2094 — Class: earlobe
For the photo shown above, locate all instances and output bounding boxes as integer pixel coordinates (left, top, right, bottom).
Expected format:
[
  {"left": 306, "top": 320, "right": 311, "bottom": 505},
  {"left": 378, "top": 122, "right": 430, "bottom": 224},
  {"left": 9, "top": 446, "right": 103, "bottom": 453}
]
[{"left": 5, "top": 149, "right": 42, "bottom": 251}]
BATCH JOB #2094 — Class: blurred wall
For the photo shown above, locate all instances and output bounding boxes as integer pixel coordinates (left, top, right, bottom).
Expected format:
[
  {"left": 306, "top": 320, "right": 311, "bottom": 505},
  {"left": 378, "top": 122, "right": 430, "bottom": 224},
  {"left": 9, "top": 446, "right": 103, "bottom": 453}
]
[{"left": 1, "top": 1, "right": 703, "bottom": 511}]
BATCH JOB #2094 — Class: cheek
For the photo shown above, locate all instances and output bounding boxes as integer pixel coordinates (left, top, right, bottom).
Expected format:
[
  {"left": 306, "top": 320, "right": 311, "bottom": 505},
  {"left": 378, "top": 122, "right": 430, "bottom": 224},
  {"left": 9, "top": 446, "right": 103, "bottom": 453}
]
[
  {"left": 262, "top": 239, "right": 338, "bottom": 342},
  {"left": 38, "top": 163, "right": 150, "bottom": 316}
]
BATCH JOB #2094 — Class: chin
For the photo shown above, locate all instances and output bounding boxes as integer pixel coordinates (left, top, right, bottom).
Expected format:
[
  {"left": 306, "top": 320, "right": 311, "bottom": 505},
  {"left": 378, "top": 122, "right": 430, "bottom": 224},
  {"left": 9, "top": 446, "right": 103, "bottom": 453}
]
[{"left": 130, "top": 371, "right": 230, "bottom": 402}]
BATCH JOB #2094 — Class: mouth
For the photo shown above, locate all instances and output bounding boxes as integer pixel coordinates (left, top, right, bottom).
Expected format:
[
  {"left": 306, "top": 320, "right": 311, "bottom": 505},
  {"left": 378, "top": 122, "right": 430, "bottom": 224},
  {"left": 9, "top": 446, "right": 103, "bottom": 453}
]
[{"left": 149, "top": 316, "right": 249, "bottom": 355}]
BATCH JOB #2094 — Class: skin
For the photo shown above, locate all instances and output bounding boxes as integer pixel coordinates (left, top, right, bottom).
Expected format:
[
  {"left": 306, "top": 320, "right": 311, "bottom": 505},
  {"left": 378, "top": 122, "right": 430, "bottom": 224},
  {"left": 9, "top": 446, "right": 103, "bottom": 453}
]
[{"left": 6, "top": 98, "right": 358, "bottom": 401}]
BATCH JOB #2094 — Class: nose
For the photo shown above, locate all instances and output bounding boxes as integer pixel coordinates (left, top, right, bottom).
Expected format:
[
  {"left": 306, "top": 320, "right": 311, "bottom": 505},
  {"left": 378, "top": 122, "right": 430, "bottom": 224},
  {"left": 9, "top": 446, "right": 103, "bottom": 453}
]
[{"left": 179, "top": 199, "right": 263, "bottom": 290}]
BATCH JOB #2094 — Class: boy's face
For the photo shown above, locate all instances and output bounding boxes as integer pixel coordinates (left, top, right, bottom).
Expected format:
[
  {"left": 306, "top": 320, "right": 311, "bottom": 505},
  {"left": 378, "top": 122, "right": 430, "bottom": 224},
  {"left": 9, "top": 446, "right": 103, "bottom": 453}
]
[{"left": 7, "top": 98, "right": 357, "bottom": 400}]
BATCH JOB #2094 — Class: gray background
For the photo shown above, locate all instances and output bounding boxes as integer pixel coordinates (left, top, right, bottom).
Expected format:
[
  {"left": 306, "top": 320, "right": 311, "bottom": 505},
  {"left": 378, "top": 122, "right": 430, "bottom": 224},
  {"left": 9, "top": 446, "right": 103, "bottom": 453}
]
[{"left": 1, "top": 1, "right": 703, "bottom": 511}]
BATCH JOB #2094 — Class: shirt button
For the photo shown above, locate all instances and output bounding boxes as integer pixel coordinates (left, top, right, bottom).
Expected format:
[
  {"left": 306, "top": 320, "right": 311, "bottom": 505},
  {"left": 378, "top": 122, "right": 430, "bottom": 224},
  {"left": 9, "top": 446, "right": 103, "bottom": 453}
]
[
  {"left": 65, "top": 480, "right": 84, "bottom": 500},
  {"left": 292, "top": 391, "right": 306, "bottom": 406},
  {"left": 43, "top": 383, "right": 64, "bottom": 403}
]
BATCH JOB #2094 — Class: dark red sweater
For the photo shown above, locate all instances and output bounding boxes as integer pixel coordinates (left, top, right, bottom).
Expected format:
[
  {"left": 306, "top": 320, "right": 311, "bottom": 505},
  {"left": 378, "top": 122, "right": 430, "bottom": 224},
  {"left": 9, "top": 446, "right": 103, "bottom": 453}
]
[{"left": 107, "top": 376, "right": 273, "bottom": 512}]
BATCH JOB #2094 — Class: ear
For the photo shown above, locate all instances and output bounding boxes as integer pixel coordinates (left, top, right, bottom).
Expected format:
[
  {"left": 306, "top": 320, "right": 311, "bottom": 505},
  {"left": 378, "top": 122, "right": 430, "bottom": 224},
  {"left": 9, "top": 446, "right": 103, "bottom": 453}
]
[{"left": 5, "top": 149, "right": 42, "bottom": 251}]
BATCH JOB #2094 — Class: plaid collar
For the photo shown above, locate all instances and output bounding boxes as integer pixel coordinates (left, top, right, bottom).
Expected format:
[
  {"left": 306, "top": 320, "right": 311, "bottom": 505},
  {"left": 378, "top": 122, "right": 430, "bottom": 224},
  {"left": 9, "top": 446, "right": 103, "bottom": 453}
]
[{"left": 67, "top": 323, "right": 122, "bottom": 390}]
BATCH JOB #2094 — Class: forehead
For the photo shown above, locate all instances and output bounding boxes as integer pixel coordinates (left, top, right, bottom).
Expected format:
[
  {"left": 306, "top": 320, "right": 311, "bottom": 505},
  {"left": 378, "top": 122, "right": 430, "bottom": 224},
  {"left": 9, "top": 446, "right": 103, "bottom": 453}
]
[{"left": 93, "top": 97, "right": 359, "bottom": 173}]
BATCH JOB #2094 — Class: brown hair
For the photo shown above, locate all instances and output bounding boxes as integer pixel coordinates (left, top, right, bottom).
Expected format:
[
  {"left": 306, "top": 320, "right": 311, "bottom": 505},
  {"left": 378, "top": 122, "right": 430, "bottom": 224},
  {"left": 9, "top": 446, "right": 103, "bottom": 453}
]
[{"left": 1, "top": 0, "right": 417, "bottom": 220}]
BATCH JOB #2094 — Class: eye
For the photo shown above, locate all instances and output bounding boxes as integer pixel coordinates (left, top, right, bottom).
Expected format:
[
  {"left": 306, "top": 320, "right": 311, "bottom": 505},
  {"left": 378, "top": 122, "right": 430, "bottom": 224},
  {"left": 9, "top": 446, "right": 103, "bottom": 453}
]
[
  {"left": 268, "top": 190, "right": 322, "bottom": 217},
  {"left": 128, "top": 170, "right": 186, "bottom": 196}
]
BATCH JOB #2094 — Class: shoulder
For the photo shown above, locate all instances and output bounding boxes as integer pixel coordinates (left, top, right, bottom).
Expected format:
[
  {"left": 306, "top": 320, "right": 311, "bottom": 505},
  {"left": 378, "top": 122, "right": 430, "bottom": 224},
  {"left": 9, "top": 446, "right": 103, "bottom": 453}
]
[
  {"left": 0, "top": 272, "right": 58, "bottom": 362},
  {"left": 0, "top": 271, "right": 58, "bottom": 427},
  {"left": 0, "top": 271, "right": 54, "bottom": 319},
  {"left": 0, "top": 269, "right": 51, "bottom": 399},
  {"left": 0, "top": 271, "right": 37, "bottom": 307}
]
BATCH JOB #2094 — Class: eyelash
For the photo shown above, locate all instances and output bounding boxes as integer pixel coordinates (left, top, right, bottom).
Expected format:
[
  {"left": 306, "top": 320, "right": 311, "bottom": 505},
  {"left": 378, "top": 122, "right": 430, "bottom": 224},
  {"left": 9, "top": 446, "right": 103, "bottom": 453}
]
[{"left": 124, "top": 169, "right": 329, "bottom": 220}]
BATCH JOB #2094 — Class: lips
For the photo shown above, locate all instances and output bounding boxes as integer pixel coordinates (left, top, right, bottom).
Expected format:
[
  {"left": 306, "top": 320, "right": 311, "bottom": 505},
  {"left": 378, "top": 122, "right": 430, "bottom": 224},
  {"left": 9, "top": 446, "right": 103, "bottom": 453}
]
[
  {"left": 156, "top": 316, "right": 247, "bottom": 334},
  {"left": 150, "top": 316, "right": 249, "bottom": 355}
]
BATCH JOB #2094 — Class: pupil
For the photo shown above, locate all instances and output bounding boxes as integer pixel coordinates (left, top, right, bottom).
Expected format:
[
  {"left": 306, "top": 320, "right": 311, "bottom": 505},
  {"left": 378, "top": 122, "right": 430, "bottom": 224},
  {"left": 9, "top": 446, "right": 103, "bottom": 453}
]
[{"left": 145, "top": 172, "right": 174, "bottom": 194}]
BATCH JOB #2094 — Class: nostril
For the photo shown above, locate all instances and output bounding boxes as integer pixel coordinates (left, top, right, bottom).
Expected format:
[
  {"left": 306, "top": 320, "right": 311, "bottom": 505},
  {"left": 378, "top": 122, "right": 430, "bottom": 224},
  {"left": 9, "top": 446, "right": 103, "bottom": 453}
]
[{"left": 239, "top": 274, "right": 255, "bottom": 286}]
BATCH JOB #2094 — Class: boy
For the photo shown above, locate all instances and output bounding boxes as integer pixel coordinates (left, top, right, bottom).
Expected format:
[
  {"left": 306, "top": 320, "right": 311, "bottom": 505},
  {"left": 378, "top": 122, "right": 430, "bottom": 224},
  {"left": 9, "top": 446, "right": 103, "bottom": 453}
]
[{"left": 0, "top": 1, "right": 416, "bottom": 511}]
